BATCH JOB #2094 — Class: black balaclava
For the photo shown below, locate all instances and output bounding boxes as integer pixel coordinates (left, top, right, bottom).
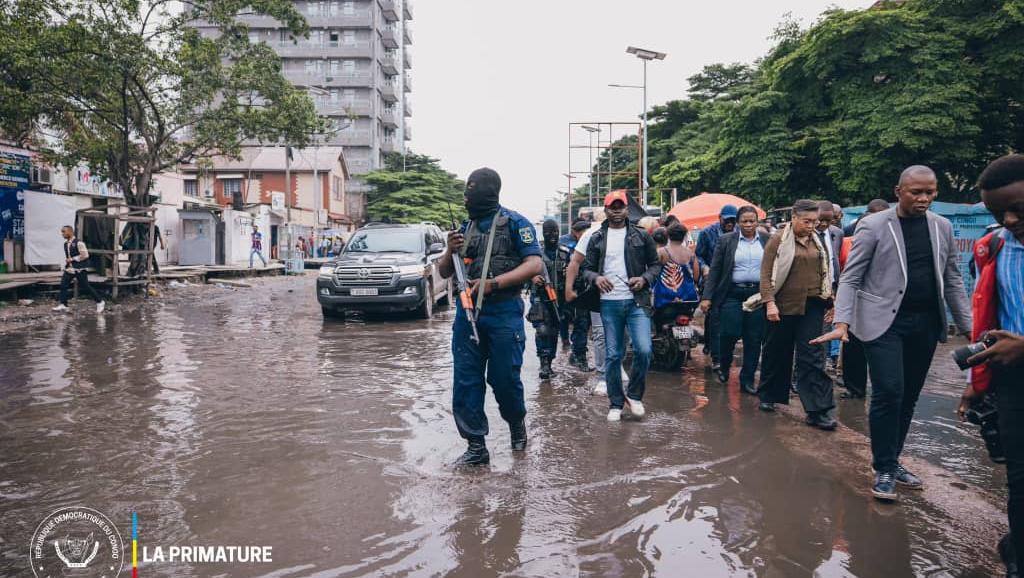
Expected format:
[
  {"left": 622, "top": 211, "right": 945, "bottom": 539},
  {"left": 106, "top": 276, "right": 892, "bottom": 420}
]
[
  {"left": 465, "top": 168, "right": 501, "bottom": 220},
  {"left": 542, "top": 219, "right": 560, "bottom": 247}
]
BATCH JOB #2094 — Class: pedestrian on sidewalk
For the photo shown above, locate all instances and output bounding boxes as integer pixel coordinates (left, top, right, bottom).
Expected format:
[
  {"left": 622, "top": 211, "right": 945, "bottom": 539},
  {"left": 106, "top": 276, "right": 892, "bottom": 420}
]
[
  {"left": 815, "top": 165, "right": 971, "bottom": 502},
  {"left": 837, "top": 199, "right": 890, "bottom": 400},
  {"left": 438, "top": 168, "right": 542, "bottom": 466},
  {"left": 561, "top": 220, "right": 593, "bottom": 369},
  {"left": 530, "top": 219, "right": 565, "bottom": 380},
  {"left": 696, "top": 205, "right": 738, "bottom": 372},
  {"left": 701, "top": 206, "right": 769, "bottom": 393},
  {"left": 757, "top": 199, "right": 836, "bottom": 430},
  {"left": 581, "top": 191, "right": 661, "bottom": 422},
  {"left": 250, "top": 224, "right": 267, "bottom": 268},
  {"left": 53, "top": 225, "right": 105, "bottom": 314},
  {"left": 956, "top": 154, "right": 1024, "bottom": 575}
]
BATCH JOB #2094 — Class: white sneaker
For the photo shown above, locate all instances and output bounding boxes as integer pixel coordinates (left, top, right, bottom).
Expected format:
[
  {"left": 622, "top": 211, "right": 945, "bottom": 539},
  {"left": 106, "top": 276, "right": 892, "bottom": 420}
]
[
  {"left": 625, "top": 398, "right": 646, "bottom": 419},
  {"left": 592, "top": 379, "right": 608, "bottom": 396},
  {"left": 52, "top": 304, "right": 68, "bottom": 312},
  {"left": 607, "top": 408, "right": 622, "bottom": 422},
  {"left": 96, "top": 301, "right": 105, "bottom": 314}
]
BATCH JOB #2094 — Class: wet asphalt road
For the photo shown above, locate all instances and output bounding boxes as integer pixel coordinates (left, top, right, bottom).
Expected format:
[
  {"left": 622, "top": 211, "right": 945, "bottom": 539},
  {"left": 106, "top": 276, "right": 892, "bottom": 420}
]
[{"left": 0, "top": 274, "right": 1009, "bottom": 577}]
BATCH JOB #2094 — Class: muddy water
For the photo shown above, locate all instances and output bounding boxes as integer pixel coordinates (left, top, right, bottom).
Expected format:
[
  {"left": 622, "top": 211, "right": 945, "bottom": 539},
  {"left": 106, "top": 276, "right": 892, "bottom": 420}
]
[{"left": 0, "top": 275, "right": 1006, "bottom": 577}]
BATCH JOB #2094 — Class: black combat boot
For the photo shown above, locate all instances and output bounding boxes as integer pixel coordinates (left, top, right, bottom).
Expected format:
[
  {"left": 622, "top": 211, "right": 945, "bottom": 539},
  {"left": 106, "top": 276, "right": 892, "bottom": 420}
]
[
  {"left": 539, "top": 357, "right": 553, "bottom": 379},
  {"left": 510, "top": 420, "right": 528, "bottom": 452},
  {"left": 569, "top": 352, "right": 591, "bottom": 371},
  {"left": 455, "top": 438, "right": 490, "bottom": 466}
]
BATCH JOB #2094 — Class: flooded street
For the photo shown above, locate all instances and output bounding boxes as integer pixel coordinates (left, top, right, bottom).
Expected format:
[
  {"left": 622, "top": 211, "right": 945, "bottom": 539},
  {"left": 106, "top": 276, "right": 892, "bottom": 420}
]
[{"left": 0, "top": 274, "right": 1009, "bottom": 577}]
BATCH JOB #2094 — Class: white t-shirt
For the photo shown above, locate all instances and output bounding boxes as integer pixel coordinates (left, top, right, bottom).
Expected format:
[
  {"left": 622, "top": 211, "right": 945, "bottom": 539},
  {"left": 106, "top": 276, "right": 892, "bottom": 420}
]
[{"left": 575, "top": 226, "right": 635, "bottom": 301}]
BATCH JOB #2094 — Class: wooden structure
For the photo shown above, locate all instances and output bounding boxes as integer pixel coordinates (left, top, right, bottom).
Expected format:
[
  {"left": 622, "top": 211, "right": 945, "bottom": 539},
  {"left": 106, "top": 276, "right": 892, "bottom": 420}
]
[{"left": 76, "top": 204, "right": 156, "bottom": 299}]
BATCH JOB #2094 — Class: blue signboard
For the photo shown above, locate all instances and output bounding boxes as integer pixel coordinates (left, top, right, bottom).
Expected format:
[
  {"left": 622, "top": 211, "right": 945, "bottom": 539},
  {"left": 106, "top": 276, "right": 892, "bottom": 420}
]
[{"left": 0, "top": 150, "right": 30, "bottom": 261}]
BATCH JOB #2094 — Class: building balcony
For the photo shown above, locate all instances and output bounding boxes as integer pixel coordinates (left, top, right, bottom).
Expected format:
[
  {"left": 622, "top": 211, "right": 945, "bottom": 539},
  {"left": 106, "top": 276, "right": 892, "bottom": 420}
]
[
  {"left": 381, "top": 53, "right": 399, "bottom": 75},
  {"left": 403, "top": 74, "right": 411, "bottom": 92},
  {"left": 403, "top": 25, "right": 412, "bottom": 45},
  {"left": 315, "top": 99, "right": 373, "bottom": 117},
  {"left": 381, "top": 139, "right": 399, "bottom": 154},
  {"left": 381, "top": 0, "right": 399, "bottom": 21},
  {"left": 403, "top": 125, "right": 412, "bottom": 141},
  {"left": 304, "top": 11, "right": 374, "bottom": 28},
  {"left": 333, "top": 129, "right": 373, "bottom": 147},
  {"left": 403, "top": 49, "right": 412, "bottom": 69},
  {"left": 380, "top": 109, "right": 398, "bottom": 129},
  {"left": 403, "top": 101, "right": 412, "bottom": 117},
  {"left": 381, "top": 26, "right": 399, "bottom": 49},
  {"left": 404, "top": 0, "right": 413, "bottom": 20},
  {"left": 381, "top": 83, "right": 399, "bottom": 103},
  {"left": 287, "top": 69, "right": 373, "bottom": 88},
  {"left": 276, "top": 41, "right": 372, "bottom": 59}
]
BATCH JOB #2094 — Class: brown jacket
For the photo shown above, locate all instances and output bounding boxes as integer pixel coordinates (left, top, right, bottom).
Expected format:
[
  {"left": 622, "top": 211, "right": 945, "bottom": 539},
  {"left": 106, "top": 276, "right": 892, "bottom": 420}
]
[{"left": 760, "top": 233, "right": 825, "bottom": 316}]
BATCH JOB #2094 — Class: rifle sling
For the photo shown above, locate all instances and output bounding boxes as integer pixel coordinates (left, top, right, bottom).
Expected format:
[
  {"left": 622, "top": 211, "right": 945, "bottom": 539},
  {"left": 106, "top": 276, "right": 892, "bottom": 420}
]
[{"left": 475, "top": 215, "right": 501, "bottom": 312}]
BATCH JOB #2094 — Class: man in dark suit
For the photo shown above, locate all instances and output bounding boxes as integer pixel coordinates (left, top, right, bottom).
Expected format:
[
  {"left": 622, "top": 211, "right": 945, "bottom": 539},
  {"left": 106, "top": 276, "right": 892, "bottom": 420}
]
[
  {"left": 816, "top": 201, "right": 844, "bottom": 292},
  {"left": 701, "top": 206, "right": 771, "bottom": 393}
]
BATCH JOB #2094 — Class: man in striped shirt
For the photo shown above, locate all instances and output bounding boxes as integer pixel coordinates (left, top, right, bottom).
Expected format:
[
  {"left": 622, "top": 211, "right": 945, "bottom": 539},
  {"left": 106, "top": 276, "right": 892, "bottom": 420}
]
[{"left": 970, "top": 154, "right": 1024, "bottom": 576}]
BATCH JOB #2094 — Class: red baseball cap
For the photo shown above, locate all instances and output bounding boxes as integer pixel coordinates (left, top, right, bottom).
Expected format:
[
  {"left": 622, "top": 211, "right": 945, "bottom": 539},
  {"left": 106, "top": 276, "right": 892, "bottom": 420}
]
[{"left": 603, "top": 190, "right": 629, "bottom": 207}]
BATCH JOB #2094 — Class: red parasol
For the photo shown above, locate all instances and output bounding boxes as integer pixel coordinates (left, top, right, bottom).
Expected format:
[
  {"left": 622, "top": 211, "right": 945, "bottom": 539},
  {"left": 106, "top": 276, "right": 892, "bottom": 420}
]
[{"left": 668, "top": 192, "right": 766, "bottom": 231}]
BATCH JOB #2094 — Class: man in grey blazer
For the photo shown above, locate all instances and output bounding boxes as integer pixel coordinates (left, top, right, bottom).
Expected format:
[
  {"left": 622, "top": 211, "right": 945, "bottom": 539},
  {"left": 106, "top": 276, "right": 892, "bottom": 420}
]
[{"left": 814, "top": 165, "right": 971, "bottom": 502}]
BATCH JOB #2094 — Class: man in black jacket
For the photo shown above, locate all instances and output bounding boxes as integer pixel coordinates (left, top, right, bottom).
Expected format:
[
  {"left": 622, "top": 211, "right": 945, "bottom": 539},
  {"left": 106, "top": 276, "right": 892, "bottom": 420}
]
[
  {"left": 701, "top": 206, "right": 770, "bottom": 393},
  {"left": 581, "top": 191, "right": 661, "bottom": 422}
]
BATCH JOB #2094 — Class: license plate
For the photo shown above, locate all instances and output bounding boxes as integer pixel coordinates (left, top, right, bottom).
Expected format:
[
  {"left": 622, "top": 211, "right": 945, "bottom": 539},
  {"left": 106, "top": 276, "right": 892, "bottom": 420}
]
[
  {"left": 672, "top": 326, "right": 693, "bottom": 339},
  {"left": 350, "top": 288, "right": 379, "bottom": 296}
]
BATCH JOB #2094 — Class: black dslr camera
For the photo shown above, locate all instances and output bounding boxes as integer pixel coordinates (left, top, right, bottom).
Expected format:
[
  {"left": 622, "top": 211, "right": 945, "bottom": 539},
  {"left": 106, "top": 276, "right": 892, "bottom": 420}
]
[
  {"left": 953, "top": 333, "right": 998, "bottom": 370},
  {"left": 965, "top": 393, "right": 1005, "bottom": 464}
]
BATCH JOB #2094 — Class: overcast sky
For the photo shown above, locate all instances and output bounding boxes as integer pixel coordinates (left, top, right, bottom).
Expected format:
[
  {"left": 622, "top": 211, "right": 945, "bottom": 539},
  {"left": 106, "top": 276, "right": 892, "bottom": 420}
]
[{"left": 412, "top": 0, "right": 874, "bottom": 222}]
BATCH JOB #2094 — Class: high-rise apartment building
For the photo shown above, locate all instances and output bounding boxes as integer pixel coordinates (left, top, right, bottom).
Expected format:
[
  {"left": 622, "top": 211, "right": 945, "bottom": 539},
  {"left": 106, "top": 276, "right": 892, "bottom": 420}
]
[{"left": 193, "top": 0, "right": 412, "bottom": 195}]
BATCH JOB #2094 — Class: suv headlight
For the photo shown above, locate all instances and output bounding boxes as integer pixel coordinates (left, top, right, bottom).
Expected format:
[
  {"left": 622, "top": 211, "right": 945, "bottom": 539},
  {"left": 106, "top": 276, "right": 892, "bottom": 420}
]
[
  {"left": 396, "top": 264, "right": 427, "bottom": 279},
  {"left": 318, "top": 265, "right": 335, "bottom": 278}
]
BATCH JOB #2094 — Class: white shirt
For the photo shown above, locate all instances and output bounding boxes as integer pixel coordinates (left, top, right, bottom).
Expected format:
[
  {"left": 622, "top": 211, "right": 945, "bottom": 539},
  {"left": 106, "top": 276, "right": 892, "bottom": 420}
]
[{"left": 600, "top": 227, "right": 633, "bottom": 300}]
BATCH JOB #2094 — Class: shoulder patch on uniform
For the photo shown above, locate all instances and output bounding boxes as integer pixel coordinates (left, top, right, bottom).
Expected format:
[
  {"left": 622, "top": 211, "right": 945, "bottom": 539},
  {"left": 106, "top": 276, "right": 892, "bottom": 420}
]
[{"left": 520, "top": 227, "right": 535, "bottom": 245}]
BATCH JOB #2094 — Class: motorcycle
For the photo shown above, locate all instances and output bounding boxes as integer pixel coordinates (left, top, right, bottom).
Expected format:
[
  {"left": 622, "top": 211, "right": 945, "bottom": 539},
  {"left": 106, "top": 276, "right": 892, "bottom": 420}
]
[{"left": 651, "top": 299, "right": 703, "bottom": 371}]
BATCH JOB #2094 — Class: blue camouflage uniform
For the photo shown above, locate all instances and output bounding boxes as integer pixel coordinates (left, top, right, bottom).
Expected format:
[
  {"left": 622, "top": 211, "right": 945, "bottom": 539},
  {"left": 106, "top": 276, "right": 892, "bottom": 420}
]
[{"left": 452, "top": 206, "right": 540, "bottom": 441}]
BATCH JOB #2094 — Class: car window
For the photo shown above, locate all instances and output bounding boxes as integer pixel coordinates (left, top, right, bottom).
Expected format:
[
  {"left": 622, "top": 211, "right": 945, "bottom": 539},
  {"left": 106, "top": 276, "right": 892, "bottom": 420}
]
[{"left": 344, "top": 229, "right": 424, "bottom": 253}]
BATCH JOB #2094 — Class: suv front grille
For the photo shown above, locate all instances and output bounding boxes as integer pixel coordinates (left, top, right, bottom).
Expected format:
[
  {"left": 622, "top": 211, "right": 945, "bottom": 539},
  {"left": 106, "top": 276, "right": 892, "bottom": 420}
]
[{"left": 334, "top": 266, "right": 395, "bottom": 287}]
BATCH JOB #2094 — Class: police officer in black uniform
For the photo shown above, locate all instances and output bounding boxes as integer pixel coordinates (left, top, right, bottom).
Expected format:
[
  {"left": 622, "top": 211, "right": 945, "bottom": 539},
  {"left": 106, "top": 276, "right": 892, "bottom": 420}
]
[
  {"left": 530, "top": 219, "right": 568, "bottom": 379},
  {"left": 439, "top": 168, "right": 543, "bottom": 466}
]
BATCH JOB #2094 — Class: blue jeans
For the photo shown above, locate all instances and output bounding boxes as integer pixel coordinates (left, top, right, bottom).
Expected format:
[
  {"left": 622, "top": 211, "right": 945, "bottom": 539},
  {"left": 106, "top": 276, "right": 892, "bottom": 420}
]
[
  {"left": 249, "top": 248, "right": 266, "bottom": 267},
  {"left": 452, "top": 299, "right": 527, "bottom": 440},
  {"left": 600, "top": 299, "right": 652, "bottom": 409}
]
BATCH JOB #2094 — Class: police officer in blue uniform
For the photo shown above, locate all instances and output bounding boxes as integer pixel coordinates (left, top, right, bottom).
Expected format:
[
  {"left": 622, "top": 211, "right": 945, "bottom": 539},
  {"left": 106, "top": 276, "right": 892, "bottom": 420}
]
[
  {"left": 530, "top": 219, "right": 567, "bottom": 379},
  {"left": 439, "top": 168, "right": 543, "bottom": 466}
]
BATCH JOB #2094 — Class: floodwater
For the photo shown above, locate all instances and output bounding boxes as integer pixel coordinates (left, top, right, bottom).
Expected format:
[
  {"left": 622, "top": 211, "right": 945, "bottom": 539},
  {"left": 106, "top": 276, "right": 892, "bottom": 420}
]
[{"left": 0, "top": 274, "right": 1008, "bottom": 577}]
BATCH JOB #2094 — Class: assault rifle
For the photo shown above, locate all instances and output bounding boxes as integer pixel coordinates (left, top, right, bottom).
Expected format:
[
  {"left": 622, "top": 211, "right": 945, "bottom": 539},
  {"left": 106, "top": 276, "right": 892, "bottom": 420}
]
[{"left": 448, "top": 203, "right": 481, "bottom": 344}]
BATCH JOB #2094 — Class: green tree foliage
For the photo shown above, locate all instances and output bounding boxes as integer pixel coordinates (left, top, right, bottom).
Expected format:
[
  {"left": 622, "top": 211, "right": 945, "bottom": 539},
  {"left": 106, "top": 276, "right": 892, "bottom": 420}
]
[
  {"left": 364, "top": 152, "right": 466, "bottom": 226},
  {"left": 646, "top": 0, "right": 1024, "bottom": 209},
  {"left": 0, "top": 0, "right": 322, "bottom": 206}
]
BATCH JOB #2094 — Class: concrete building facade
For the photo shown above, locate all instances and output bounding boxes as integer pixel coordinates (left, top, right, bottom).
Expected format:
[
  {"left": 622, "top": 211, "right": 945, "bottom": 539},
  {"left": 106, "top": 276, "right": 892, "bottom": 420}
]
[{"left": 192, "top": 0, "right": 413, "bottom": 197}]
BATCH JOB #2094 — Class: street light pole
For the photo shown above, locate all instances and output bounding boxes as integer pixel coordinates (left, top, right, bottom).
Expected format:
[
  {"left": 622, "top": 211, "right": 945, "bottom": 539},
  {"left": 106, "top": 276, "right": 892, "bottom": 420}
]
[
  {"left": 642, "top": 58, "right": 648, "bottom": 206},
  {"left": 625, "top": 46, "right": 666, "bottom": 208},
  {"left": 581, "top": 125, "right": 600, "bottom": 211}
]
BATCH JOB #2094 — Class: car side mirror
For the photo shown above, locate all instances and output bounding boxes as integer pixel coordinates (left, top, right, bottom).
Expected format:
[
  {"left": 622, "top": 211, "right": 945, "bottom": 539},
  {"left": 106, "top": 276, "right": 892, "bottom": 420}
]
[{"left": 428, "top": 242, "right": 445, "bottom": 255}]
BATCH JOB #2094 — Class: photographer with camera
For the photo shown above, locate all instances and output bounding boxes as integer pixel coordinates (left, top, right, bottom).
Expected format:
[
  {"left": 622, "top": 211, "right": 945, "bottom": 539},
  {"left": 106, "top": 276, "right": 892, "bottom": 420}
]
[{"left": 958, "top": 154, "right": 1024, "bottom": 578}]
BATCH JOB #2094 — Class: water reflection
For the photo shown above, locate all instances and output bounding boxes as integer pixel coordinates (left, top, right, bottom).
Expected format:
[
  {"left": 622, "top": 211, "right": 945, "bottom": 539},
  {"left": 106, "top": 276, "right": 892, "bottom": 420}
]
[{"left": 0, "top": 276, "right": 1007, "bottom": 577}]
